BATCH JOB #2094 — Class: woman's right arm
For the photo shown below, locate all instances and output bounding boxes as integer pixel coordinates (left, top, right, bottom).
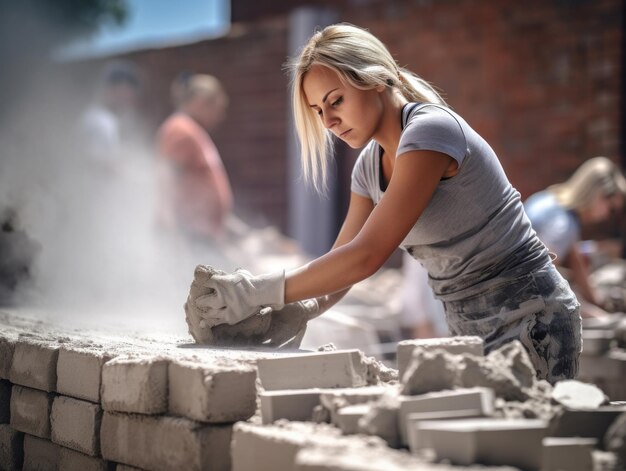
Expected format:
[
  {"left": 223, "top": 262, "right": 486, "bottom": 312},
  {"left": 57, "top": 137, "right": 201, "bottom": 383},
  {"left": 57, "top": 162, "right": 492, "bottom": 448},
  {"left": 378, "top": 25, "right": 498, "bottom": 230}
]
[{"left": 314, "top": 191, "right": 374, "bottom": 314}]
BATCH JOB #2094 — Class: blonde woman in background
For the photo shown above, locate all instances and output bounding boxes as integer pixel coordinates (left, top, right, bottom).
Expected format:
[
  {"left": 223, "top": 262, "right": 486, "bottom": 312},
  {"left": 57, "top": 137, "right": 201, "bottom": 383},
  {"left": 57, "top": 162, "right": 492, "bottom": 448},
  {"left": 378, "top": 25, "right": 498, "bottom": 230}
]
[
  {"left": 156, "top": 73, "right": 233, "bottom": 241},
  {"left": 187, "top": 24, "right": 581, "bottom": 384},
  {"left": 525, "top": 156, "right": 626, "bottom": 319}
]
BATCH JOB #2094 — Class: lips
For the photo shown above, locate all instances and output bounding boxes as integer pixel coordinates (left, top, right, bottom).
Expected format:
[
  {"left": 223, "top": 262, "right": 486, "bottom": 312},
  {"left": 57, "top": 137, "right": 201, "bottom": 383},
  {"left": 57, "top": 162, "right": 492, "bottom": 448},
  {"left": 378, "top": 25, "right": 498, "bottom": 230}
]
[{"left": 339, "top": 129, "right": 352, "bottom": 138}]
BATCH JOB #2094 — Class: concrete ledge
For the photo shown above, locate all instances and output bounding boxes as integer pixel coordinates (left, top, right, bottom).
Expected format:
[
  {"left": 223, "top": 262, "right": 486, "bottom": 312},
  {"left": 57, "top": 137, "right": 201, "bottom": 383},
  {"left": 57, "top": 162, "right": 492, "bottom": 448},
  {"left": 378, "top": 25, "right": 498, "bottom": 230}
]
[
  {"left": 10, "top": 385, "right": 54, "bottom": 439},
  {"left": 9, "top": 340, "right": 59, "bottom": 392},
  {"left": 101, "top": 411, "right": 232, "bottom": 471},
  {"left": 23, "top": 433, "right": 60, "bottom": 470},
  {"left": 168, "top": 360, "right": 257, "bottom": 423},
  {"left": 51, "top": 396, "right": 102, "bottom": 456},
  {"left": 57, "top": 346, "right": 114, "bottom": 403},
  {"left": 257, "top": 350, "right": 368, "bottom": 391},
  {"left": 0, "top": 424, "right": 24, "bottom": 470},
  {"left": 101, "top": 356, "right": 168, "bottom": 414}
]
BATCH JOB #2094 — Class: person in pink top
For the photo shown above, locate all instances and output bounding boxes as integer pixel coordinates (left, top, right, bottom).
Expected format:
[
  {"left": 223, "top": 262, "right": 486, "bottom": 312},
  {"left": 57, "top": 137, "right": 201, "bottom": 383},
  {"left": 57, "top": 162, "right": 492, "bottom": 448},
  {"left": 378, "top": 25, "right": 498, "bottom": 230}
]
[{"left": 156, "top": 73, "right": 233, "bottom": 241}]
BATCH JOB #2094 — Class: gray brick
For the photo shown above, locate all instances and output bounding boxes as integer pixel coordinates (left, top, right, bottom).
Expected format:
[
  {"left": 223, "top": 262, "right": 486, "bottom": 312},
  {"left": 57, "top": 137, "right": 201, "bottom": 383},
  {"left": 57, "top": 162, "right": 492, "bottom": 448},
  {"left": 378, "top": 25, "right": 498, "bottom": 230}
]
[{"left": 10, "top": 386, "right": 53, "bottom": 439}]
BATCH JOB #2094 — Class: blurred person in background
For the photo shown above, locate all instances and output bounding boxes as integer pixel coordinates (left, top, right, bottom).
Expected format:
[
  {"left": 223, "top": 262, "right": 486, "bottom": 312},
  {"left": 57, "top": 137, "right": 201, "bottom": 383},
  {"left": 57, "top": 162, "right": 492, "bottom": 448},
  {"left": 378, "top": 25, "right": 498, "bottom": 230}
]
[
  {"left": 186, "top": 23, "right": 582, "bottom": 384},
  {"left": 525, "top": 156, "right": 626, "bottom": 319},
  {"left": 78, "top": 60, "right": 141, "bottom": 173},
  {"left": 156, "top": 73, "right": 233, "bottom": 243}
]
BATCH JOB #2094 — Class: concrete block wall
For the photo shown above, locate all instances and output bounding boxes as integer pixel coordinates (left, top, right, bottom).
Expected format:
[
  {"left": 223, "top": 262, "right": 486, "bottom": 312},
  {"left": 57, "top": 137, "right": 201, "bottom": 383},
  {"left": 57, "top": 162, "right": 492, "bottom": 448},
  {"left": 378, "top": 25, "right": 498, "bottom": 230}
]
[
  {"left": 0, "top": 313, "right": 275, "bottom": 471},
  {"left": 2, "top": 311, "right": 626, "bottom": 470}
]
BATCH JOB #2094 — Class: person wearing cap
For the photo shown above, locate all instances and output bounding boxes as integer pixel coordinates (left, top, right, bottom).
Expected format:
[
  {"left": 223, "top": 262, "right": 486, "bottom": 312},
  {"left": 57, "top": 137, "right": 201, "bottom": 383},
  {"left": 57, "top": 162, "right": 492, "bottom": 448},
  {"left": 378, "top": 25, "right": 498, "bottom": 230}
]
[{"left": 525, "top": 156, "right": 626, "bottom": 318}]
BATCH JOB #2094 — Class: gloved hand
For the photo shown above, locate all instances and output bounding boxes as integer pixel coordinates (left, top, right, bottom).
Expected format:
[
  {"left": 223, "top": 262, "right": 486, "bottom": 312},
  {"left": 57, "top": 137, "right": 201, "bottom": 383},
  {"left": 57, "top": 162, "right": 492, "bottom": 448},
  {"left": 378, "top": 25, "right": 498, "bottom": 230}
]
[
  {"left": 192, "top": 265, "right": 285, "bottom": 326},
  {"left": 261, "top": 298, "right": 321, "bottom": 348}
]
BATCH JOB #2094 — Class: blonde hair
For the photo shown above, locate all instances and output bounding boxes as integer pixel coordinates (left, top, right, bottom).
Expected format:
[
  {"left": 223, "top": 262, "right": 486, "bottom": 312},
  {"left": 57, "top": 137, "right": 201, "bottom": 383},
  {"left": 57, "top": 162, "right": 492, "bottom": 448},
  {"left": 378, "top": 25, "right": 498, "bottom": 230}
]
[
  {"left": 548, "top": 156, "right": 626, "bottom": 210},
  {"left": 171, "top": 73, "right": 228, "bottom": 109},
  {"left": 286, "top": 23, "right": 447, "bottom": 193}
]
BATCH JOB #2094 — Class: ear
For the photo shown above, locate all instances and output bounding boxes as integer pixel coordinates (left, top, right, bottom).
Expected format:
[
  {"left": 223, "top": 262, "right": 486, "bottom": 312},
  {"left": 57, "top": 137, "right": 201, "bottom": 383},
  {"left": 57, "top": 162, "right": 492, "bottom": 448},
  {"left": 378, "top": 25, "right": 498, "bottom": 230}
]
[{"left": 375, "top": 83, "right": 386, "bottom": 93}]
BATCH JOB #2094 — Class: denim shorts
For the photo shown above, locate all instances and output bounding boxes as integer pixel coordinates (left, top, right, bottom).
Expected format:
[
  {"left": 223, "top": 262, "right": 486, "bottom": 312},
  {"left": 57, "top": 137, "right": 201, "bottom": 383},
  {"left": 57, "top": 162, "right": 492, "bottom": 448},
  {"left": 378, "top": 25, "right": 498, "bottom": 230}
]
[{"left": 442, "top": 263, "right": 582, "bottom": 383}]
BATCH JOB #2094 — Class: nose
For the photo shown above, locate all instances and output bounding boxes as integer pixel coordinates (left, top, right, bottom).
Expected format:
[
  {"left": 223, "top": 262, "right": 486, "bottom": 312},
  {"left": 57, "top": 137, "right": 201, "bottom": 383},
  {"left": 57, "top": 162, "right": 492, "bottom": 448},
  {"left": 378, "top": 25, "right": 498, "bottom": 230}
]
[{"left": 322, "top": 109, "right": 339, "bottom": 130}]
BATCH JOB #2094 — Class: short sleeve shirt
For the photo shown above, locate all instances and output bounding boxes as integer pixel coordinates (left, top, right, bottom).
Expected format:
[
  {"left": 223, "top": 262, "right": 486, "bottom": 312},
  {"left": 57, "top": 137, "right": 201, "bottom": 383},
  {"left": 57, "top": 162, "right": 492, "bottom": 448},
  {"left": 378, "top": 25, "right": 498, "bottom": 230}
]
[{"left": 350, "top": 103, "right": 549, "bottom": 300}]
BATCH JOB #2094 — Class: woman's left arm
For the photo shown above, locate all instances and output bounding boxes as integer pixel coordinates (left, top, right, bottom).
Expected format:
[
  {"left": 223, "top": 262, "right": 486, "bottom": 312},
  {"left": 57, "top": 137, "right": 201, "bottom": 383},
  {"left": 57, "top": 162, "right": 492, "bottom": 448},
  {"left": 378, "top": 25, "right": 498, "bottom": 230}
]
[{"left": 284, "top": 149, "right": 453, "bottom": 303}]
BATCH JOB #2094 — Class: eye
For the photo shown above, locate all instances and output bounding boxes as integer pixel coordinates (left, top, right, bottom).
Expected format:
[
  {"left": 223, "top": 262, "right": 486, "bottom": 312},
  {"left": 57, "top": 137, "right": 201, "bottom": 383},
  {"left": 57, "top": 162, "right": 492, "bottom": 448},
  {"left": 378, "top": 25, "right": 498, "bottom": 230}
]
[
  {"left": 331, "top": 96, "right": 343, "bottom": 107},
  {"left": 316, "top": 109, "right": 323, "bottom": 116}
]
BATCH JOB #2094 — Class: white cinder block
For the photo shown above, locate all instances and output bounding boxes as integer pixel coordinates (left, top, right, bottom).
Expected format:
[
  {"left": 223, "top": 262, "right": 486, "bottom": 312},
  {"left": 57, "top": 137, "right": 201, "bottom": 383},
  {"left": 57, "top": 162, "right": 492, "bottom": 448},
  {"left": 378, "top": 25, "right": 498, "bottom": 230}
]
[
  {"left": 168, "top": 360, "right": 257, "bottom": 423},
  {"left": 398, "top": 388, "right": 494, "bottom": 446},
  {"left": 260, "top": 390, "right": 322, "bottom": 425},
  {"left": 406, "top": 409, "right": 483, "bottom": 453},
  {"left": 419, "top": 418, "right": 548, "bottom": 470},
  {"left": 51, "top": 396, "right": 102, "bottom": 456},
  {"left": 59, "top": 446, "right": 111, "bottom": 471},
  {"left": 101, "top": 356, "right": 168, "bottom": 414},
  {"left": 23, "top": 434, "right": 60, "bottom": 470},
  {"left": 542, "top": 437, "right": 596, "bottom": 471},
  {"left": 9, "top": 340, "right": 59, "bottom": 392},
  {"left": 100, "top": 411, "right": 232, "bottom": 471},
  {"left": 257, "top": 350, "right": 368, "bottom": 391},
  {"left": 10, "top": 386, "right": 53, "bottom": 439},
  {"left": 56, "top": 346, "right": 113, "bottom": 402}
]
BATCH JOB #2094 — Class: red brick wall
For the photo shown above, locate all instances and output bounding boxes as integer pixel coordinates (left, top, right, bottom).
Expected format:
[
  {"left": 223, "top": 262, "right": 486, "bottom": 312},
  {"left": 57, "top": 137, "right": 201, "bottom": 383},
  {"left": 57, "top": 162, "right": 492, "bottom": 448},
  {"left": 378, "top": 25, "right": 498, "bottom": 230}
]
[
  {"left": 71, "top": 0, "right": 623, "bottom": 234},
  {"left": 332, "top": 0, "right": 622, "bottom": 198}
]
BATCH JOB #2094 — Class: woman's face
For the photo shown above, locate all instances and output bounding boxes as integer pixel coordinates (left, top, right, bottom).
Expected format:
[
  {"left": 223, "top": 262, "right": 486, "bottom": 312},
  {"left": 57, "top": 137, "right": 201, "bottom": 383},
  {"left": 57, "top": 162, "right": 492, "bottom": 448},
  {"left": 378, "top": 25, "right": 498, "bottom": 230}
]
[
  {"left": 302, "top": 64, "right": 385, "bottom": 148},
  {"left": 584, "top": 191, "right": 620, "bottom": 224}
]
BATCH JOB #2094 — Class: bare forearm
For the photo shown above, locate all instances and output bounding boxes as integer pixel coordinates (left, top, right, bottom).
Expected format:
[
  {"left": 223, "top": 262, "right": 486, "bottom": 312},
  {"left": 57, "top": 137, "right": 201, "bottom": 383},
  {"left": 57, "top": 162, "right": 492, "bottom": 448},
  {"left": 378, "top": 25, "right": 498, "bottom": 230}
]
[{"left": 284, "top": 242, "right": 381, "bottom": 304}]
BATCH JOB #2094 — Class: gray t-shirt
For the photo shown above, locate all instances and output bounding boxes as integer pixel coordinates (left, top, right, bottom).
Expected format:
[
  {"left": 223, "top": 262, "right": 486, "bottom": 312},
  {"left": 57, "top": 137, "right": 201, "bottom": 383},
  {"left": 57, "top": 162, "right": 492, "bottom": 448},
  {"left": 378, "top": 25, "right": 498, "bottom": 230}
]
[{"left": 351, "top": 103, "right": 549, "bottom": 301}]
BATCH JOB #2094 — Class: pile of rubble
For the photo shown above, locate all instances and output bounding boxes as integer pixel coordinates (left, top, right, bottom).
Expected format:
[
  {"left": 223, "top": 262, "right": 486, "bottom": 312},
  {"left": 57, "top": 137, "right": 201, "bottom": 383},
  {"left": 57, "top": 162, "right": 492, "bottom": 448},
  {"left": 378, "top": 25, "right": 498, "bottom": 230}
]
[{"left": 1, "top": 310, "right": 625, "bottom": 470}]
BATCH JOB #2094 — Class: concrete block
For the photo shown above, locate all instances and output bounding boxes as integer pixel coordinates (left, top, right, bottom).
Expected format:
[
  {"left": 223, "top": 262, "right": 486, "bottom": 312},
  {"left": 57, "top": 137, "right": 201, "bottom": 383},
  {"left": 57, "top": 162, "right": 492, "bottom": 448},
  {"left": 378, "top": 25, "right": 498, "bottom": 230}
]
[
  {"left": 551, "top": 405, "right": 626, "bottom": 441},
  {"left": 9, "top": 340, "right": 59, "bottom": 392},
  {"left": 101, "top": 356, "right": 168, "bottom": 414},
  {"left": 231, "top": 421, "right": 345, "bottom": 471},
  {"left": 23, "top": 434, "right": 60, "bottom": 471},
  {"left": 397, "top": 336, "right": 484, "bottom": 379},
  {"left": 406, "top": 409, "right": 484, "bottom": 453},
  {"left": 319, "top": 386, "right": 387, "bottom": 412},
  {"left": 168, "top": 360, "right": 257, "bottom": 423},
  {"left": 257, "top": 350, "right": 368, "bottom": 391},
  {"left": 260, "top": 390, "right": 322, "bottom": 425},
  {"left": 116, "top": 466, "right": 143, "bottom": 471},
  {"left": 0, "top": 380, "right": 11, "bottom": 423},
  {"left": 56, "top": 346, "right": 113, "bottom": 402},
  {"left": 59, "top": 446, "right": 113, "bottom": 471},
  {"left": 0, "top": 424, "right": 24, "bottom": 470},
  {"left": 542, "top": 437, "right": 596, "bottom": 471},
  {"left": 100, "top": 411, "right": 232, "bottom": 471},
  {"left": 0, "top": 334, "right": 17, "bottom": 380},
  {"left": 51, "top": 396, "right": 101, "bottom": 456},
  {"left": 398, "top": 387, "right": 495, "bottom": 446},
  {"left": 581, "top": 330, "right": 615, "bottom": 356},
  {"left": 333, "top": 404, "right": 371, "bottom": 435},
  {"left": 10, "top": 386, "right": 53, "bottom": 439},
  {"left": 418, "top": 418, "right": 548, "bottom": 470}
]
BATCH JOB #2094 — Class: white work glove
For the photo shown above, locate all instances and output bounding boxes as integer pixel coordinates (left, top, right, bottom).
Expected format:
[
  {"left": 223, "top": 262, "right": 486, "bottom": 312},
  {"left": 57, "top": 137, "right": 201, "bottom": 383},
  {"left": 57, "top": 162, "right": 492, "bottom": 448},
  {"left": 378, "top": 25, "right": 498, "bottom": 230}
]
[{"left": 192, "top": 265, "right": 285, "bottom": 326}]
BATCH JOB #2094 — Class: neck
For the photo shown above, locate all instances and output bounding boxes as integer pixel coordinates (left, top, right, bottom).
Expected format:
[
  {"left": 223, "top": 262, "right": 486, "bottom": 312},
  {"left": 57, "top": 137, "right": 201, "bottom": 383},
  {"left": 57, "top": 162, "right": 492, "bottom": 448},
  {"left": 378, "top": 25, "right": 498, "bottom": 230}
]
[{"left": 372, "top": 91, "right": 408, "bottom": 157}]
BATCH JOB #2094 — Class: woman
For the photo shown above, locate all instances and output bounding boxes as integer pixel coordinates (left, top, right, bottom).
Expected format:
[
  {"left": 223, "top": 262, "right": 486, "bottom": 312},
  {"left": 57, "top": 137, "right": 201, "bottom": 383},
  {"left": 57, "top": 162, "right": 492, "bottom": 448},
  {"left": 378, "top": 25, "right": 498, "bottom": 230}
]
[
  {"left": 525, "top": 156, "right": 626, "bottom": 319},
  {"left": 189, "top": 24, "right": 581, "bottom": 383}
]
